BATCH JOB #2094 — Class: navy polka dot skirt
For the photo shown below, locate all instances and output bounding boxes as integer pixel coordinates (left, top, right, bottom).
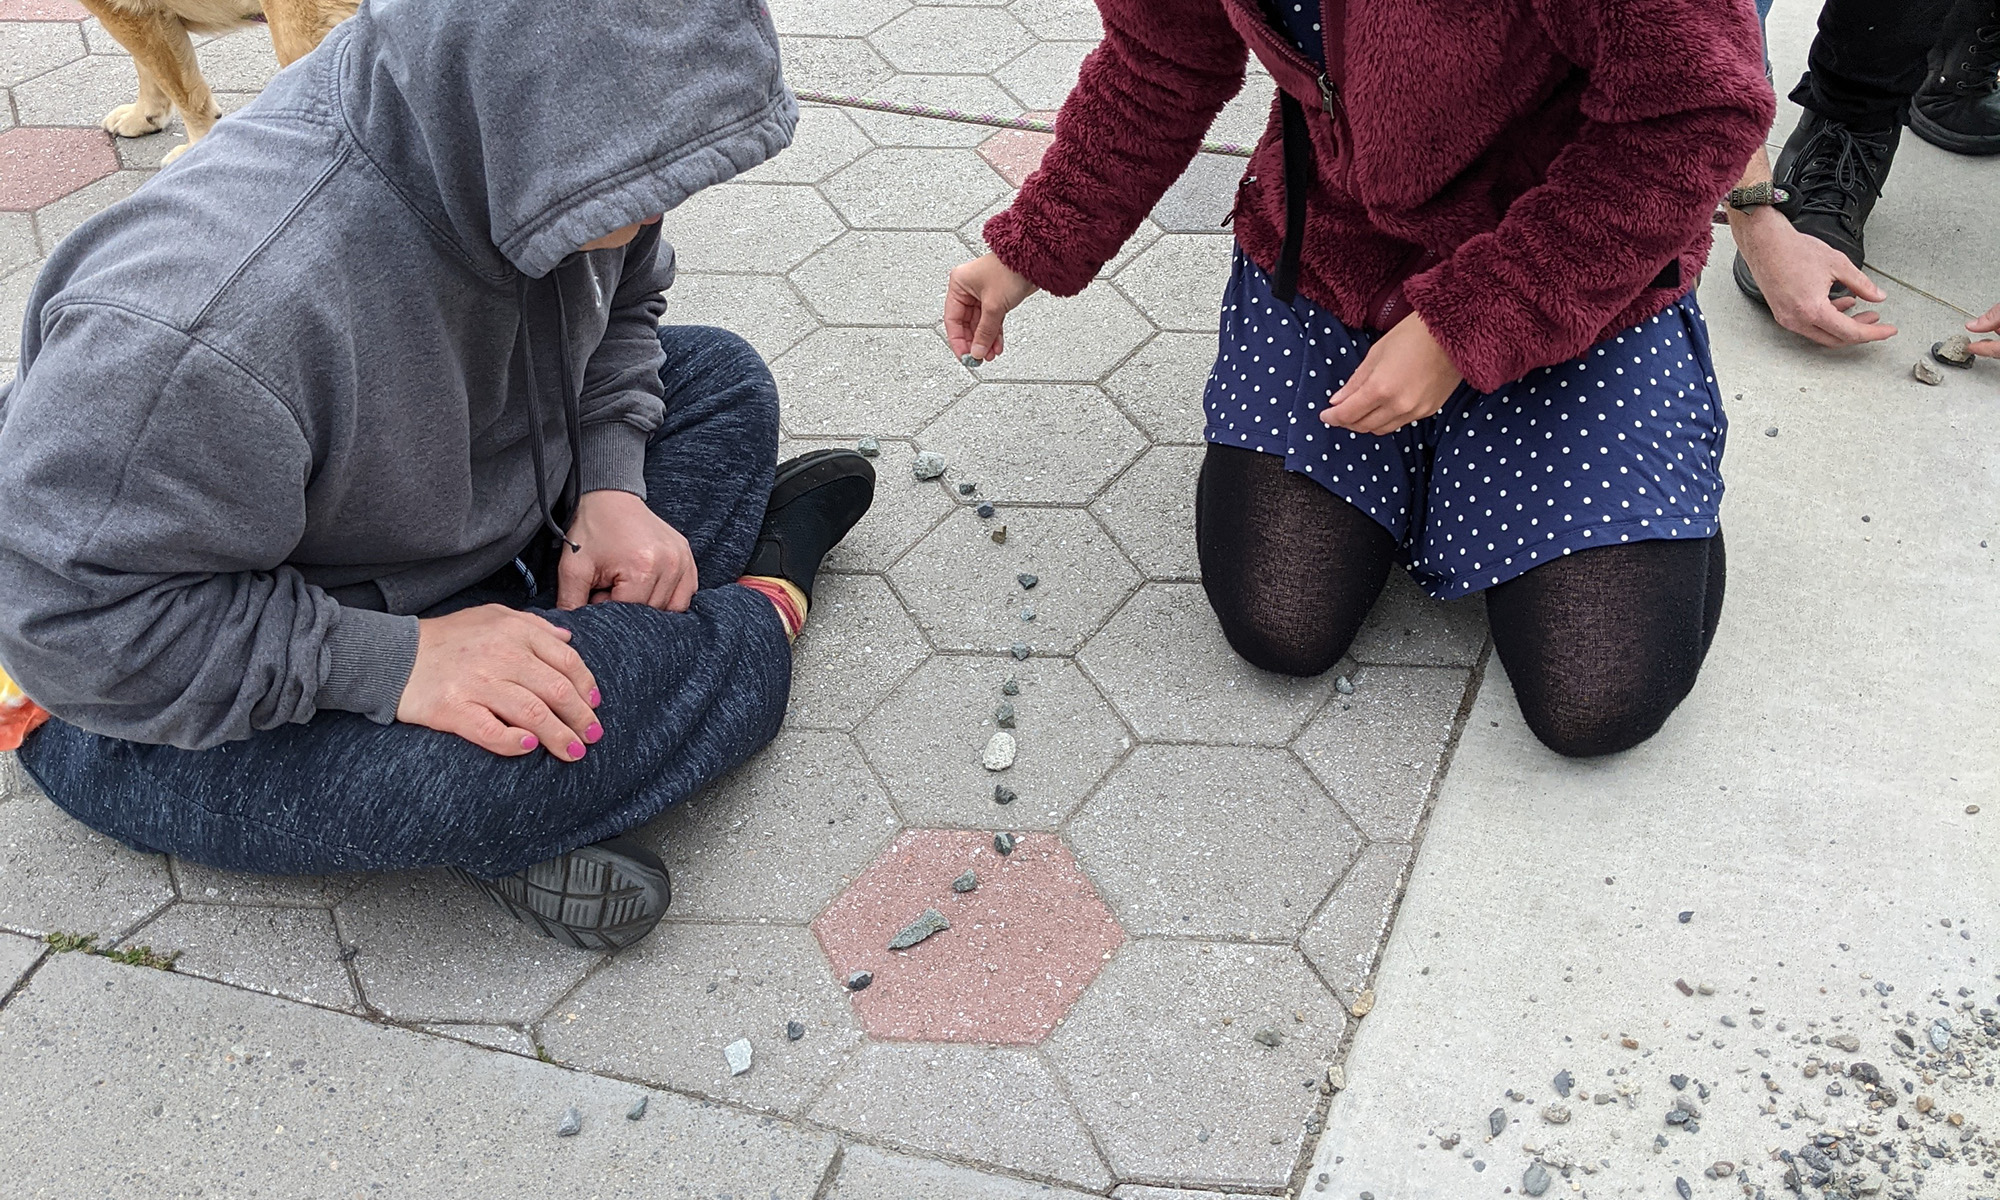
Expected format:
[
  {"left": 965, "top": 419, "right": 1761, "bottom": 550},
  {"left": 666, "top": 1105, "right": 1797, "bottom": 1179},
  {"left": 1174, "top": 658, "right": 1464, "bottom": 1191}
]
[{"left": 1202, "top": 248, "right": 1727, "bottom": 600}]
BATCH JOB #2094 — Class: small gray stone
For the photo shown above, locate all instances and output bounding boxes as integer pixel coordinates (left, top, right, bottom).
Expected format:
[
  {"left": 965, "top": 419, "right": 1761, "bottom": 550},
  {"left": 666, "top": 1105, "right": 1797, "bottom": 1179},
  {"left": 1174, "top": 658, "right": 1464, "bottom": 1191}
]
[
  {"left": 846, "top": 970, "right": 873, "bottom": 991},
  {"left": 981, "top": 731, "right": 1017, "bottom": 770},
  {"left": 1017, "top": 573, "right": 1039, "bottom": 590},
  {"left": 976, "top": 502, "right": 996, "bottom": 518},
  {"left": 960, "top": 353, "right": 983, "bottom": 369},
  {"left": 1676, "top": 1176, "right": 1692, "bottom": 1200},
  {"left": 1001, "top": 677, "right": 1020, "bottom": 695},
  {"left": 994, "top": 702, "right": 1016, "bottom": 728},
  {"left": 1335, "top": 675, "right": 1354, "bottom": 696},
  {"left": 1678, "top": 910, "right": 1694, "bottom": 923},
  {"left": 1719, "top": 1014, "right": 1737, "bottom": 1027},
  {"left": 1252, "top": 1026, "right": 1284, "bottom": 1049},
  {"left": 992, "top": 785, "right": 1016, "bottom": 805},
  {"left": 957, "top": 482, "right": 977, "bottom": 496},
  {"left": 1553, "top": 1069, "right": 1573, "bottom": 1098},
  {"left": 1913, "top": 358, "right": 1945, "bottom": 386},
  {"left": 1010, "top": 642, "right": 1030, "bottom": 661},
  {"left": 1765, "top": 426, "right": 1779, "bottom": 438},
  {"left": 991, "top": 524, "right": 1007, "bottom": 544},
  {"left": 1541, "top": 1104, "right": 1570, "bottom": 1124},
  {"left": 1827, "top": 1032, "right": 1860, "bottom": 1053},
  {"left": 556, "top": 1105, "right": 582, "bottom": 1137},
  {"left": 1019, "top": 606, "right": 1035, "bottom": 622},
  {"left": 1929, "top": 1022, "right": 1950, "bottom": 1052},
  {"left": 888, "top": 907, "right": 950, "bottom": 950},
  {"left": 951, "top": 870, "right": 978, "bottom": 893},
  {"left": 912, "top": 451, "right": 947, "bottom": 480},
  {"left": 785, "top": 1020, "right": 806, "bottom": 1042},
  {"left": 856, "top": 437, "right": 881, "bottom": 457},
  {"left": 1670, "top": 1074, "right": 1688, "bottom": 1090},
  {"left": 1489, "top": 1107, "right": 1507, "bottom": 1136},
  {"left": 626, "top": 1095, "right": 648, "bottom": 1121},
  {"left": 1523, "top": 1161, "right": 1551, "bottom": 1196},
  {"left": 993, "top": 832, "right": 1017, "bottom": 855},
  {"left": 724, "top": 1038, "right": 753, "bottom": 1076},
  {"left": 1933, "top": 333, "right": 1974, "bottom": 366},
  {"left": 1675, "top": 1094, "right": 1702, "bottom": 1118}
]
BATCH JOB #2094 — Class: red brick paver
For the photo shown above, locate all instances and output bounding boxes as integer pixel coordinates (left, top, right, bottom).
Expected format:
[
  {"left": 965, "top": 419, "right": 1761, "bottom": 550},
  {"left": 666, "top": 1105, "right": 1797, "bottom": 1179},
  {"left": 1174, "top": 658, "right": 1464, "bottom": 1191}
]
[
  {"left": 812, "top": 829, "right": 1125, "bottom": 1044},
  {"left": 0, "top": 0, "right": 86, "bottom": 19},
  {"left": 0, "top": 127, "right": 118, "bottom": 211},
  {"left": 976, "top": 111, "right": 1060, "bottom": 188}
]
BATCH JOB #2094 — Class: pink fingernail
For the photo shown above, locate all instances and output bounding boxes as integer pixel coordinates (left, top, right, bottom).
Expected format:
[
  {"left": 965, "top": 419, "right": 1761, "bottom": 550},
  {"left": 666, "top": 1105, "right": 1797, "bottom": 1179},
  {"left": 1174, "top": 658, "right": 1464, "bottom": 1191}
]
[
  {"left": 567, "top": 741, "right": 586, "bottom": 759},
  {"left": 588, "top": 688, "right": 601, "bottom": 706},
  {"left": 584, "top": 722, "right": 603, "bottom": 743},
  {"left": 521, "top": 735, "right": 539, "bottom": 750}
]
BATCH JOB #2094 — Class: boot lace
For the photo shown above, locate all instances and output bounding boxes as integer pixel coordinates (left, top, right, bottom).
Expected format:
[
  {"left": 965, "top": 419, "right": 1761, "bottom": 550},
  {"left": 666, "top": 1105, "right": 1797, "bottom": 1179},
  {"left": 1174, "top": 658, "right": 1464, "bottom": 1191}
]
[
  {"left": 1792, "top": 121, "right": 1892, "bottom": 234},
  {"left": 1955, "top": 23, "right": 2000, "bottom": 94}
]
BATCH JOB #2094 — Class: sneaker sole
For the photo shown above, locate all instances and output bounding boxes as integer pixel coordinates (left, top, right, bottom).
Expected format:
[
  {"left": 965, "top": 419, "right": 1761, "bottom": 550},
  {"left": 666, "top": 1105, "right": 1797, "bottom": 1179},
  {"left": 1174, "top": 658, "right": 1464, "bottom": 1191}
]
[
  {"left": 1908, "top": 106, "right": 2000, "bottom": 156},
  {"left": 455, "top": 837, "right": 671, "bottom": 952}
]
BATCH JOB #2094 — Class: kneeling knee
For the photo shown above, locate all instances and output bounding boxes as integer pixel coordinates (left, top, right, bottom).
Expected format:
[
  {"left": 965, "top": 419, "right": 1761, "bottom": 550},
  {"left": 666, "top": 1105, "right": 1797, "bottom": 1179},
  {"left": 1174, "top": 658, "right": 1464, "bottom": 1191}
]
[
  {"left": 1211, "top": 609, "right": 1348, "bottom": 679},
  {"left": 1516, "top": 688, "right": 1685, "bottom": 759}
]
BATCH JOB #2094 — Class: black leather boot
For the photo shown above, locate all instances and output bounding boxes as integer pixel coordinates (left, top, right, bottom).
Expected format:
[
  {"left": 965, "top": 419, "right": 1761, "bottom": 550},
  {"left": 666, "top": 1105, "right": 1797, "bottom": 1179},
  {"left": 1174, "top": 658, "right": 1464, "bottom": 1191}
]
[
  {"left": 1910, "top": 17, "right": 2000, "bottom": 155},
  {"left": 1772, "top": 109, "right": 1900, "bottom": 268}
]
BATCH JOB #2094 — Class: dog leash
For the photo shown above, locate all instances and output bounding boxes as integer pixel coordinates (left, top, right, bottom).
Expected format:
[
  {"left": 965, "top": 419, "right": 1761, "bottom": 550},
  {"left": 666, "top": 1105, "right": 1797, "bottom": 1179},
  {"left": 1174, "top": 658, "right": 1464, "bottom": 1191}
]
[{"left": 790, "top": 89, "right": 1256, "bottom": 158}]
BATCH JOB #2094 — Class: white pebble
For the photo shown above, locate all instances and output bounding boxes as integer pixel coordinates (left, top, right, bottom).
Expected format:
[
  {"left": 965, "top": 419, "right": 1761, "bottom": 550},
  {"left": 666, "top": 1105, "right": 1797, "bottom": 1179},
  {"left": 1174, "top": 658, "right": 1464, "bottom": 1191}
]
[{"left": 982, "top": 732, "right": 1017, "bottom": 771}]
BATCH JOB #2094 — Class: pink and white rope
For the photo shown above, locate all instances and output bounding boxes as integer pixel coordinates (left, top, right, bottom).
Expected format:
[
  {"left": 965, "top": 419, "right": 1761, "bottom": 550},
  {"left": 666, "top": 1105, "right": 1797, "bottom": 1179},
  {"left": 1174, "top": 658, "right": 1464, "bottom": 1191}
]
[{"left": 791, "top": 89, "right": 1257, "bottom": 158}]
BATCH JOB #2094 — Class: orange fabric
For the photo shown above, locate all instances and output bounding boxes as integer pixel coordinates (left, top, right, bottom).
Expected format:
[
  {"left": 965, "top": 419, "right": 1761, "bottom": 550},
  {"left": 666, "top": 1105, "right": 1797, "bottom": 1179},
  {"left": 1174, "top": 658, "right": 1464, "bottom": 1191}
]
[
  {"left": 738, "top": 575, "right": 808, "bottom": 642},
  {"left": 0, "top": 669, "right": 50, "bottom": 751}
]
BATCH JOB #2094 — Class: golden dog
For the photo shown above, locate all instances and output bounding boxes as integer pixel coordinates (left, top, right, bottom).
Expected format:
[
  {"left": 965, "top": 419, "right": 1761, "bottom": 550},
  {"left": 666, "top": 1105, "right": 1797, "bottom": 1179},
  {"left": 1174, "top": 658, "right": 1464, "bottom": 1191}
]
[{"left": 80, "top": 0, "right": 357, "bottom": 163}]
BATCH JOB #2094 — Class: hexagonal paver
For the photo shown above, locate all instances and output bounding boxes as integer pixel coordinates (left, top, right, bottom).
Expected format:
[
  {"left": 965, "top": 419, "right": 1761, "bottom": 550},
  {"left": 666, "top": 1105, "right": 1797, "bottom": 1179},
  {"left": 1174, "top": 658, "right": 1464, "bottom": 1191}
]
[
  {"left": 812, "top": 829, "right": 1124, "bottom": 1043},
  {"left": 1210, "top": 76, "right": 1277, "bottom": 150},
  {"left": 770, "top": 325, "right": 972, "bottom": 437},
  {"left": 1045, "top": 940, "right": 1347, "bottom": 1186},
  {"left": 27, "top": 170, "right": 146, "bottom": 250},
  {"left": 776, "top": 34, "right": 894, "bottom": 95},
  {"left": 168, "top": 858, "right": 362, "bottom": 908},
  {"left": 1112, "top": 233, "right": 1235, "bottom": 332},
  {"left": 822, "top": 148, "right": 1008, "bottom": 231},
  {"left": 0, "top": 0, "right": 86, "bottom": 17},
  {"left": 539, "top": 923, "right": 865, "bottom": 1117},
  {"left": 335, "top": 870, "right": 594, "bottom": 1023},
  {"left": 659, "top": 272, "right": 819, "bottom": 361},
  {"left": 869, "top": 7, "right": 1030, "bottom": 74},
  {"left": 856, "top": 655, "right": 1129, "bottom": 830},
  {"left": 2, "top": 261, "right": 44, "bottom": 359},
  {"left": 1299, "top": 841, "right": 1412, "bottom": 1008},
  {"left": 790, "top": 230, "right": 969, "bottom": 324},
  {"left": 971, "top": 287, "right": 1153, "bottom": 383},
  {"left": 810, "top": 1043, "right": 1113, "bottom": 1189},
  {"left": 890, "top": 506, "right": 1140, "bottom": 654},
  {"left": 634, "top": 729, "right": 899, "bottom": 921},
  {"left": 1008, "top": 0, "right": 1101, "bottom": 40},
  {"left": 0, "top": 795, "right": 171, "bottom": 937},
  {"left": 120, "top": 902, "right": 357, "bottom": 1010},
  {"left": 0, "top": 126, "right": 116, "bottom": 209},
  {"left": 1079, "top": 582, "right": 1338, "bottom": 745},
  {"left": 1092, "top": 444, "right": 1201, "bottom": 579},
  {"left": 1, "top": 19, "right": 84, "bottom": 86},
  {"left": 786, "top": 572, "right": 932, "bottom": 730},
  {"left": 739, "top": 105, "right": 873, "bottom": 185},
  {"left": 976, "top": 124, "right": 1052, "bottom": 189},
  {"left": 657, "top": 182, "right": 842, "bottom": 273},
  {"left": 1069, "top": 745, "right": 1359, "bottom": 940},
  {"left": 0, "top": 930, "right": 40, "bottom": 996},
  {"left": 1292, "top": 665, "right": 1470, "bottom": 841},
  {"left": 846, "top": 74, "right": 1023, "bottom": 148},
  {"left": 766, "top": 0, "right": 911, "bottom": 36},
  {"left": 1102, "top": 331, "right": 1217, "bottom": 444},
  {"left": 993, "top": 39, "right": 1093, "bottom": 110},
  {"left": 1152, "top": 152, "right": 1246, "bottom": 232},
  {"left": 918, "top": 384, "right": 1143, "bottom": 503},
  {"left": 1348, "top": 570, "right": 1489, "bottom": 666},
  {"left": 830, "top": 1145, "right": 1099, "bottom": 1200},
  {"left": 10, "top": 53, "right": 137, "bottom": 126},
  {"left": 191, "top": 26, "right": 277, "bottom": 91},
  {"left": 0, "top": 211, "right": 38, "bottom": 277}
]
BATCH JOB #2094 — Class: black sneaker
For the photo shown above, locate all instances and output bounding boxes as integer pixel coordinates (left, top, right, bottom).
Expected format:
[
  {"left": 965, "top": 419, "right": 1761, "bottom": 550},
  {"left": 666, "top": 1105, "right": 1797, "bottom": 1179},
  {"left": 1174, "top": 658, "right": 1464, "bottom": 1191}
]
[
  {"left": 1910, "top": 19, "right": 2000, "bottom": 155},
  {"left": 455, "top": 834, "right": 671, "bottom": 951},
  {"left": 743, "top": 450, "right": 876, "bottom": 602},
  {"left": 1772, "top": 109, "right": 1900, "bottom": 267}
]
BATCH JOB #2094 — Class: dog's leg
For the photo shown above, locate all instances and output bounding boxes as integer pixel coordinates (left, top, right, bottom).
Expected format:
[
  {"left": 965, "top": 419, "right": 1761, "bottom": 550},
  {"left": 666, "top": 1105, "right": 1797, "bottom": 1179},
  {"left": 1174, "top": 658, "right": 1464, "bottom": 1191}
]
[
  {"left": 102, "top": 55, "right": 172, "bottom": 138},
  {"left": 82, "top": 3, "right": 219, "bottom": 161},
  {"left": 261, "top": 0, "right": 354, "bottom": 67}
]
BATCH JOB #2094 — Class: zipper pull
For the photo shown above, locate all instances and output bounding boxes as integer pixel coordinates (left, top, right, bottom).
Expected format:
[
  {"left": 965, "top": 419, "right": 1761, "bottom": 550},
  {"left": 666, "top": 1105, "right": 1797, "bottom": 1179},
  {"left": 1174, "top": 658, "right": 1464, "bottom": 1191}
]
[{"left": 1317, "top": 74, "right": 1341, "bottom": 117}]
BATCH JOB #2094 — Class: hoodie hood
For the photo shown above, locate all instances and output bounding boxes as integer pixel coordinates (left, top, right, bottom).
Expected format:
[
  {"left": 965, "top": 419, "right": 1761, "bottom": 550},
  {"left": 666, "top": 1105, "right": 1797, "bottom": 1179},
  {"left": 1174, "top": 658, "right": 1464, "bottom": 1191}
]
[{"left": 342, "top": 0, "right": 796, "bottom": 278}]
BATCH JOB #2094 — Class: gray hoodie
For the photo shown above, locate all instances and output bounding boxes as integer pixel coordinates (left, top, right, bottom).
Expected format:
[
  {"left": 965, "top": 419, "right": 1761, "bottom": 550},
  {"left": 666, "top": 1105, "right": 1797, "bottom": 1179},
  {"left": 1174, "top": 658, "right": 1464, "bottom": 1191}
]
[{"left": 0, "top": 0, "right": 795, "bottom": 749}]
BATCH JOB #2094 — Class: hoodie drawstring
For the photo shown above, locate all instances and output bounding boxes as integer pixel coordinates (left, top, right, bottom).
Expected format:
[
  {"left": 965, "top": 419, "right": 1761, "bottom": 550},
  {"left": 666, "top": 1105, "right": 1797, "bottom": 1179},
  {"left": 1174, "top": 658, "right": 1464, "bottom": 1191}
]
[{"left": 514, "top": 271, "right": 581, "bottom": 554}]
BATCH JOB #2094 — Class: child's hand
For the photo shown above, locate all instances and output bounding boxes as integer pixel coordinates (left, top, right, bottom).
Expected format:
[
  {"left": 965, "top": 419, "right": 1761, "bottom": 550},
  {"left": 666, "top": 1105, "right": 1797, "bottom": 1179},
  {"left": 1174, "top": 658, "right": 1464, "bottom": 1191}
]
[
  {"left": 945, "top": 254, "right": 1038, "bottom": 363},
  {"left": 1322, "top": 311, "right": 1464, "bottom": 435},
  {"left": 1968, "top": 302, "right": 2000, "bottom": 359}
]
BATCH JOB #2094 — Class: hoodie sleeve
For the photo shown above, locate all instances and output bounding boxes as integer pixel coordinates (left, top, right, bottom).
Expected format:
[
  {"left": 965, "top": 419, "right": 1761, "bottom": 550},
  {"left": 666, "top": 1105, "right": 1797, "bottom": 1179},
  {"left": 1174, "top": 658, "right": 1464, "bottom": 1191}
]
[
  {"left": 982, "top": 0, "right": 1247, "bottom": 296},
  {"left": 1399, "top": 0, "right": 1775, "bottom": 391},
  {"left": 574, "top": 225, "right": 670, "bottom": 499},
  {"left": 0, "top": 304, "right": 418, "bottom": 750}
]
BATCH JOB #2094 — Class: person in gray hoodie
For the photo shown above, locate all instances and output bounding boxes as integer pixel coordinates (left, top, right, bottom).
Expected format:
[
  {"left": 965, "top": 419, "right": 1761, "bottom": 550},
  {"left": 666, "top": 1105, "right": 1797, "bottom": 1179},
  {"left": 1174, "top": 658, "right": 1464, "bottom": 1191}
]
[{"left": 0, "top": 0, "right": 876, "bottom": 950}]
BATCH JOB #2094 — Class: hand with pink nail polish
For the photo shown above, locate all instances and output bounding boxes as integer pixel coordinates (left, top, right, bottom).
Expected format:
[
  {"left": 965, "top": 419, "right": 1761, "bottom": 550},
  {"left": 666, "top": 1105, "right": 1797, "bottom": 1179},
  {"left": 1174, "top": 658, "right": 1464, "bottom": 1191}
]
[{"left": 395, "top": 605, "right": 601, "bottom": 762}]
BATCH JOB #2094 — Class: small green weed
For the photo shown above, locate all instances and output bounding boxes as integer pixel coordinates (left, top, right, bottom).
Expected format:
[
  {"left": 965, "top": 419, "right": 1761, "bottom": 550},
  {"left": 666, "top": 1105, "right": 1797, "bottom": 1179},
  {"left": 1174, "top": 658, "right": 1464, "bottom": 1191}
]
[
  {"left": 43, "top": 930, "right": 180, "bottom": 971},
  {"left": 43, "top": 931, "right": 98, "bottom": 953}
]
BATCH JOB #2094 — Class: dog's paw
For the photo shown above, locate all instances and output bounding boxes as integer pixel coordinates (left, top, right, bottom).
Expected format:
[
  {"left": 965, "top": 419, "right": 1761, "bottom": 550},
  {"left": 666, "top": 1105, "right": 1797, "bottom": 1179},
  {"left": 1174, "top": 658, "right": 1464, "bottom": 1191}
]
[
  {"left": 102, "top": 103, "right": 169, "bottom": 138},
  {"left": 159, "top": 142, "right": 192, "bottom": 166}
]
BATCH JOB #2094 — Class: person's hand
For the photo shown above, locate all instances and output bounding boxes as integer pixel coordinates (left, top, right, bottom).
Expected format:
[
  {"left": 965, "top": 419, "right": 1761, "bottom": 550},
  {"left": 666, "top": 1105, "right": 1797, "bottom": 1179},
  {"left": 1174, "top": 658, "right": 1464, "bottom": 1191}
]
[
  {"left": 1322, "top": 311, "right": 1464, "bottom": 435},
  {"left": 1732, "top": 207, "right": 1896, "bottom": 347},
  {"left": 556, "top": 488, "right": 696, "bottom": 612},
  {"left": 1967, "top": 302, "right": 2000, "bottom": 359},
  {"left": 944, "top": 253, "right": 1038, "bottom": 363},
  {"left": 396, "top": 605, "right": 601, "bottom": 761}
]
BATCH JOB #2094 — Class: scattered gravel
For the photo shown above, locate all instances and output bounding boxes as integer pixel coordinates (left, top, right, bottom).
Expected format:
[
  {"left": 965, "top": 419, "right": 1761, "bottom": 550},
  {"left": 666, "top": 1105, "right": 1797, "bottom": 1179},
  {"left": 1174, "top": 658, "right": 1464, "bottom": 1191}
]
[
  {"left": 993, "top": 832, "right": 1017, "bottom": 855},
  {"left": 1524, "top": 1161, "right": 1552, "bottom": 1195},
  {"left": 982, "top": 731, "right": 1017, "bottom": 770},
  {"left": 991, "top": 525, "right": 1008, "bottom": 544},
  {"left": 912, "top": 451, "right": 947, "bottom": 480},
  {"left": 888, "top": 907, "right": 950, "bottom": 950},
  {"left": 1335, "top": 675, "right": 1355, "bottom": 696},
  {"left": 1010, "top": 642, "right": 1030, "bottom": 660},
  {"left": 1017, "top": 573, "right": 1039, "bottom": 590},
  {"left": 1914, "top": 359, "right": 1945, "bottom": 386},
  {"left": 626, "top": 1095, "right": 648, "bottom": 1121},
  {"left": 951, "top": 870, "right": 978, "bottom": 893},
  {"left": 786, "top": 1020, "right": 806, "bottom": 1041},
  {"left": 976, "top": 503, "right": 996, "bottom": 518},
  {"left": 856, "top": 437, "right": 880, "bottom": 457},
  {"left": 957, "top": 482, "right": 977, "bottom": 496},
  {"left": 845, "top": 970, "right": 873, "bottom": 991},
  {"left": 1766, "top": 427, "right": 1780, "bottom": 438},
  {"left": 1933, "top": 334, "right": 1975, "bottom": 366},
  {"left": 1490, "top": 1107, "right": 1509, "bottom": 1136},
  {"left": 994, "top": 702, "right": 1016, "bottom": 728},
  {"left": 1002, "top": 677, "right": 1020, "bottom": 696},
  {"left": 724, "top": 1038, "right": 752, "bottom": 1076},
  {"left": 993, "top": 785, "right": 1016, "bottom": 805},
  {"left": 557, "top": 1105, "right": 582, "bottom": 1137},
  {"left": 1254, "top": 1027, "right": 1286, "bottom": 1049}
]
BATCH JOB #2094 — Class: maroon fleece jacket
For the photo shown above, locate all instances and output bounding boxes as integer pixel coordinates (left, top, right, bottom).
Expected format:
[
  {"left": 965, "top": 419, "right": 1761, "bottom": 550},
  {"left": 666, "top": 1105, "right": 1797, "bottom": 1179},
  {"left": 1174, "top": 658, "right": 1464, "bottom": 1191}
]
[{"left": 983, "top": 0, "right": 1776, "bottom": 393}]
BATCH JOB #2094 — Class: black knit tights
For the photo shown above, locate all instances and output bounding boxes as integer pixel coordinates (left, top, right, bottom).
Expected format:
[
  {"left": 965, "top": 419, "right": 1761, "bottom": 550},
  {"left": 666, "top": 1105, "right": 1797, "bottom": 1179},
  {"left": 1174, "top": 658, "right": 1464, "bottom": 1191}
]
[{"left": 1195, "top": 445, "right": 1725, "bottom": 758}]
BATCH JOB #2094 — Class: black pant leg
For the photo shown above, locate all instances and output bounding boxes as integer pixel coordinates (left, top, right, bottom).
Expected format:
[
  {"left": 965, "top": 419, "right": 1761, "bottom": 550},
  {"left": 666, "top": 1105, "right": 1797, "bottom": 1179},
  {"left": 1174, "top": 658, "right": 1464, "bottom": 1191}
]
[{"left": 1790, "top": 0, "right": 1962, "bottom": 128}]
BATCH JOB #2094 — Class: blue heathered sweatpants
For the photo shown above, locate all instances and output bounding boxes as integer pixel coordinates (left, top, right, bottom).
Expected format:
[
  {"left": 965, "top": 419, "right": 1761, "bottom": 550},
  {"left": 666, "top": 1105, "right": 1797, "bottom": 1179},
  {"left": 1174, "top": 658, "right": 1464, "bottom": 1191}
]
[{"left": 18, "top": 326, "right": 792, "bottom": 878}]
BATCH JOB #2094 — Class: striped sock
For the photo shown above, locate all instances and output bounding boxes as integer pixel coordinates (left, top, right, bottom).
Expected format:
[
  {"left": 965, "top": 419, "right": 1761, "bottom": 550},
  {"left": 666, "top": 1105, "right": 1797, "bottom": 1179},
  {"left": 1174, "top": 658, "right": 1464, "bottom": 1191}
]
[{"left": 738, "top": 575, "right": 809, "bottom": 643}]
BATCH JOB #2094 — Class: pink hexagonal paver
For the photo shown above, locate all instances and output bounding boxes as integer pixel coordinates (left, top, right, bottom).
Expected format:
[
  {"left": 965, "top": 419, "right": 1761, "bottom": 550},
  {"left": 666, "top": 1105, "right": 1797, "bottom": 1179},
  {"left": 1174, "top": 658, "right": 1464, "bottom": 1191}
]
[
  {"left": 0, "top": 127, "right": 118, "bottom": 211},
  {"left": 0, "top": 0, "right": 86, "bottom": 19},
  {"left": 976, "top": 112, "right": 1059, "bottom": 188},
  {"left": 812, "top": 829, "right": 1124, "bottom": 1044}
]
